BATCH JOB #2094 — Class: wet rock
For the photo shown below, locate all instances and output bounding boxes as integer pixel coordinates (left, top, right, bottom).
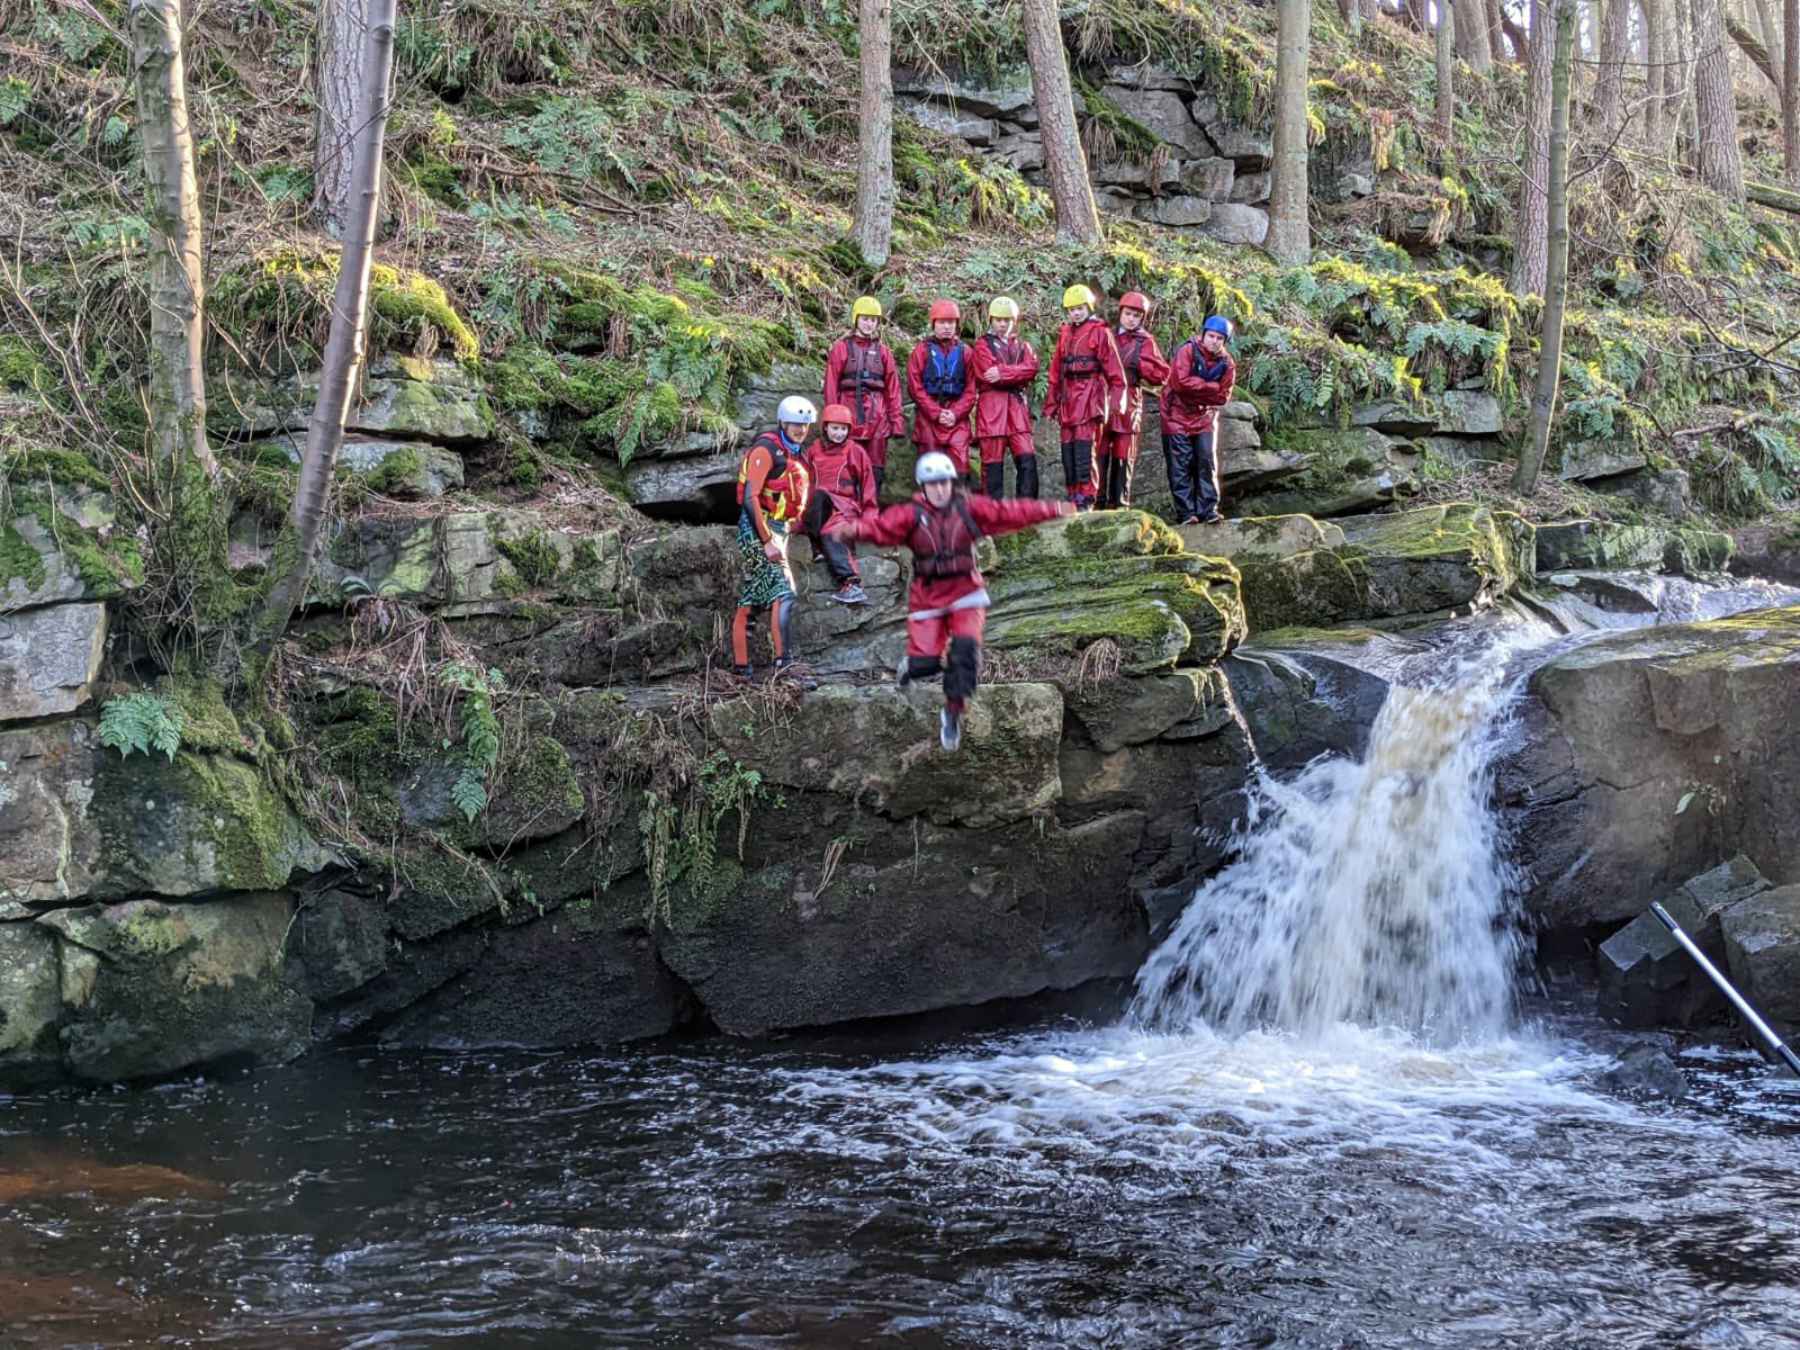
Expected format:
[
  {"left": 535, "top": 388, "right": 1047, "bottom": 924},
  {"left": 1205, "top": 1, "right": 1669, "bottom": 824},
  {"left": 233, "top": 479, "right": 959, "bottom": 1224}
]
[
  {"left": 0, "top": 720, "right": 333, "bottom": 905},
  {"left": 897, "top": 98, "right": 996, "bottom": 145},
  {"left": 292, "top": 889, "right": 389, "bottom": 1001},
  {"left": 379, "top": 885, "right": 689, "bottom": 1048},
  {"left": 1597, "top": 856, "right": 1772, "bottom": 1027},
  {"left": 396, "top": 735, "right": 585, "bottom": 849},
  {"left": 0, "top": 601, "right": 106, "bottom": 720},
  {"left": 1597, "top": 1045, "right": 1689, "bottom": 1100},
  {"left": 1201, "top": 203, "right": 1269, "bottom": 246},
  {"left": 1066, "top": 668, "right": 1227, "bottom": 754},
  {"left": 1224, "top": 630, "right": 1397, "bottom": 770},
  {"left": 1535, "top": 519, "right": 1733, "bottom": 576},
  {"left": 1728, "top": 523, "right": 1800, "bottom": 586},
  {"left": 1501, "top": 606, "right": 1800, "bottom": 930},
  {"left": 0, "top": 922, "right": 61, "bottom": 1079},
  {"left": 657, "top": 809, "right": 1149, "bottom": 1036},
  {"left": 310, "top": 927, "right": 488, "bottom": 1041},
  {"left": 1137, "top": 194, "right": 1212, "bottom": 228},
  {"left": 39, "top": 894, "right": 311, "bottom": 1081},
  {"left": 1721, "top": 883, "right": 1800, "bottom": 1029}
]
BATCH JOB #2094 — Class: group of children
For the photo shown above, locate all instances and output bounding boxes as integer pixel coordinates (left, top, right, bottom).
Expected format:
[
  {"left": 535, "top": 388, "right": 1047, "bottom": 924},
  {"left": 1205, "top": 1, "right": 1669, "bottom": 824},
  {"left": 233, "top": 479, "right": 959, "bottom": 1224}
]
[{"left": 730, "top": 288, "right": 1240, "bottom": 750}]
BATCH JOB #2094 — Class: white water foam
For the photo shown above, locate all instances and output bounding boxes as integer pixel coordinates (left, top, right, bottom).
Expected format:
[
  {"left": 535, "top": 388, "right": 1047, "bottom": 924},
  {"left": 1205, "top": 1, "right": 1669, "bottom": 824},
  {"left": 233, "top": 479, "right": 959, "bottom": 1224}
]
[{"left": 1131, "top": 638, "right": 1529, "bottom": 1043}]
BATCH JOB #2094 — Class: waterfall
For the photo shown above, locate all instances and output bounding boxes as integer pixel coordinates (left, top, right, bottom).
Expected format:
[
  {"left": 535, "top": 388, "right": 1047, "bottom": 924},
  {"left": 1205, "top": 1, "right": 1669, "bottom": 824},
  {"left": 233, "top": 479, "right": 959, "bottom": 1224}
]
[{"left": 1130, "top": 644, "right": 1527, "bottom": 1043}]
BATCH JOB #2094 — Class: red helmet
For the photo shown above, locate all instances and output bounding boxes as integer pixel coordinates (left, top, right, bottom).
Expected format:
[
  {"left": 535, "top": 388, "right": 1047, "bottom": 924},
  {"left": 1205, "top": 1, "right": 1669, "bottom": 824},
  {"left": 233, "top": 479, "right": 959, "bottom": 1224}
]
[
  {"left": 821, "top": 403, "right": 854, "bottom": 427},
  {"left": 929, "top": 299, "right": 961, "bottom": 323},
  {"left": 1119, "top": 290, "right": 1151, "bottom": 314}
]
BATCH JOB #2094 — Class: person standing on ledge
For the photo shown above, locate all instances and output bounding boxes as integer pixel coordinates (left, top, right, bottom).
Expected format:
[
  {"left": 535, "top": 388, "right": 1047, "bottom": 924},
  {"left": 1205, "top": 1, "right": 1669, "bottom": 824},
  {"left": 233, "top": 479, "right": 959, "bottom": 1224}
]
[
  {"left": 827, "top": 451, "right": 1072, "bottom": 752},
  {"left": 1096, "top": 290, "right": 1169, "bottom": 510},
  {"left": 822, "top": 296, "right": 905, "bottom": 499},
  {"left": 731, "top": 395, "right": 817, "bottom": 687},
  {"left": 970, "top": 296, "right": 1041, "bottom": 499},
  {"left": 1044, "top": 284, "right": 1127, "bottom": 511},
  {"left": 906, "top": 299, "right": 976, "bottom": 484},
  {"left": 1163, "top": 315, "right": 1237, "bottom": 526},
  {"left": 801, "top": 403, "right": 875, "bottom": 605}
]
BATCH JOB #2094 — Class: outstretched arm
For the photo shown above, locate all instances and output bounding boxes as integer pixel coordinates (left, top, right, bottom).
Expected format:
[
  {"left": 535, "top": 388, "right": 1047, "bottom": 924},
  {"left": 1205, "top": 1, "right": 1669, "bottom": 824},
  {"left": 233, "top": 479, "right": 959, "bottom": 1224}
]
[{"left": 968, "top": 494, "right": 1072, "bottom": 536}]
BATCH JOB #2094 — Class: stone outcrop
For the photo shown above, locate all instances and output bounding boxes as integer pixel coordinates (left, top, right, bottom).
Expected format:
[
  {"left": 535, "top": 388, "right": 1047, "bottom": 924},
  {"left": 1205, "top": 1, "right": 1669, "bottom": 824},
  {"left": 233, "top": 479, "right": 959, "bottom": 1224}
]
[
  {"left": 1721, "top": 884, "right": 1800, "bottom": 1032},
  {"left": 1535, "top": 519, "right": 1733, "bottom": 576},
  {"left": 0, "top": 601, "right": 106, "bottom": 720},
  {"left": 1500, "top": 605, "right": 1800, "bottom": 931}
]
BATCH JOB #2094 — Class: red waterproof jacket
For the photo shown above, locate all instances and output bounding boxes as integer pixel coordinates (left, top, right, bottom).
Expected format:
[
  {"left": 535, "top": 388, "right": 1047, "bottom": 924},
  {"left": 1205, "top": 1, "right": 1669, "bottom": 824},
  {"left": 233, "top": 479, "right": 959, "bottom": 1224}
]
[
  {"left": 823, "top": 336, "right": 905, "bottom": 441},
  {"left": 1106, "top": 327, "right": 1171, "bottom": 435},
  {"left": 1162, "top": 339, "right": 1238, "bottom": 436},
  {"left": 803, "top": 434, "right": 877, "bottom": 517},
  {"left": 845, "top": 491, "right": 1065, "bottom": 611},
  {"left": 970, "top": 332, "right": 1039, "bottom": 438},
  {"left": 1045, "top": 317, "right": 1127, "bottom": 428},
  {"left": 906, "top": 338, "right": 977, "bottom": 442}
]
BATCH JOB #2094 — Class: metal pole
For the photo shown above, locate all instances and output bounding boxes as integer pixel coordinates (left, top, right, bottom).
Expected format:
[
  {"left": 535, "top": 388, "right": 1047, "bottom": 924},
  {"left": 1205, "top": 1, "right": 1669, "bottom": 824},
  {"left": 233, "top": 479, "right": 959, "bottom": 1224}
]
[{"left": 1651, "top": 902, "right": 1800, "bottom": 1078}]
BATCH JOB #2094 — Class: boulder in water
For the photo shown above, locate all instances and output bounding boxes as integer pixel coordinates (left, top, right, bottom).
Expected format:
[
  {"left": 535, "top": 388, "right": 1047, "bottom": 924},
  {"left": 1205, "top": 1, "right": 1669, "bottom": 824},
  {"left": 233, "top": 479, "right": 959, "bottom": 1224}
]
[
  {"left": 1720, "top": 883, "right": 1800, "bottom": 1032},
  {"left": 1597, "top": 1044, "right": 1690, "bottom": 1101},
  {"left": 1596, "top": 856, "right": 1772, "bottom": 1028}
]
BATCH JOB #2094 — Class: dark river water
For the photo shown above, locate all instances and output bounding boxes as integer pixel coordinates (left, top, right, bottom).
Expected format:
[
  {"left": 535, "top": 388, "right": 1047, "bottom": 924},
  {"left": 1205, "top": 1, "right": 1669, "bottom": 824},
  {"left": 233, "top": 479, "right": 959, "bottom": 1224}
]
[{"left": 3, "top": 1014, "right": 1798, "bottom": 1349}]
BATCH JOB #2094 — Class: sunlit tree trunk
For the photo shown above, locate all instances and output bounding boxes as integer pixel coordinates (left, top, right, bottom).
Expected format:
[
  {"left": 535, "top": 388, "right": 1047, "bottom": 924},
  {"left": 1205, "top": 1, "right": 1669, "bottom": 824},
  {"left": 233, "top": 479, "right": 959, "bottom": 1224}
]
[
  {"left": 1268, "top": 0, "right": 1313, "bottom": 264},
  {"left": 129, "top": 0, "right": 216, "bottom": 480},
  {"left": 1694, "top": 0, "right": 1746, "bottom": 198},
  {"left": 313, "top": 0, "right": 368, "bottom": 235},
  {"left": 1513, "top": 0, "right": 1552, "bottom": 297},
  {"left": 851, "top": 0, "right": 895, "bottom": 267},
  {"left": 1518, "top": 0, "right": 1579, "bottom": 495},
  {"left": 1438, "top": 0, "right": 1458, "bottom": 140},
  {"left": 1022, "top": 0, "right": 1101, "bottom": 245},
  {"left": 261, "top": 0, "right": 399, "bottom": 643}
]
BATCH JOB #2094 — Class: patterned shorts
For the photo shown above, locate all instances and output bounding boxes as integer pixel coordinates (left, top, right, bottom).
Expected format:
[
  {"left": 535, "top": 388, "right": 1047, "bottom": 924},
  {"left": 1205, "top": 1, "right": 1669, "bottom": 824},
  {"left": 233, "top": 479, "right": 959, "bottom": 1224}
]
[{"left": 736, "top": 510, "right": 794, "bottom": 608}]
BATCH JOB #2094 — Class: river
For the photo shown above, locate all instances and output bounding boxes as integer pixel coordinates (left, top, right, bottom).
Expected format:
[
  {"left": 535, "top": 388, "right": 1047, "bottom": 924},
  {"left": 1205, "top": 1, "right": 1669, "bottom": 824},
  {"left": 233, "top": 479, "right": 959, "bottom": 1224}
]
[{"left": 5, "top": 584, "right": 1800, "bottom": 1348}]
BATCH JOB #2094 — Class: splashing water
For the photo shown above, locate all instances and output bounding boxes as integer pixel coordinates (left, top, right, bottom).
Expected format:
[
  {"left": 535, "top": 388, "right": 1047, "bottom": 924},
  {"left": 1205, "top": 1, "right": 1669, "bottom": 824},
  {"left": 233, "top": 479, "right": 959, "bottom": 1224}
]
[{"left": 1131, "top": 640, "right": 1528, "bottom": 1043}]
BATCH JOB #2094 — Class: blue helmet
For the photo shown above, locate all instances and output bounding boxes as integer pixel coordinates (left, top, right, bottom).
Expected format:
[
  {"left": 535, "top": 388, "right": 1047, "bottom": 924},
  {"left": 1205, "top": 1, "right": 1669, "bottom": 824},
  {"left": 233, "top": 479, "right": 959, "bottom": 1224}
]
[{"left": 1203, "top": 315, "right": 1234, "bottom": 342}]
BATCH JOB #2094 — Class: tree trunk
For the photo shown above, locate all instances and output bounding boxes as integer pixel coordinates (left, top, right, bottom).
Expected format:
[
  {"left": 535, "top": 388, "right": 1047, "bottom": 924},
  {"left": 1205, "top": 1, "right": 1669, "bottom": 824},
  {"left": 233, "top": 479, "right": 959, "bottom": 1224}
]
[
  {"left": 1694, "top": 0, "right": 1746, "bottom": 198},
  {"left": 1646, "top": 0, "right": 1672, "bottom": 153},
  {"left": 1726, "top": 10, "right": 1778, "bottom": 85},
  {"left": 1594, "top": 0, "right": 1634, "bottom": 135},
  {"left": 1785, "top": 0, "right": 1798, "bottom": 182},
  {"left": 1517, "top": 0, "right": 1579, "bottom": 496},
  {"left": 312, "top": 0, "right": 366, "bottom": 235},
  {"left": 1679, "top": 0, "right": 1701, "bottom": 166},
  {"left": 1339, "top": 0, "right": 1364, "bottom": 40},
  {"left": 851, "top": 0, "right": 895, "bottom": 267},
  {"left": 1460, "top": 0, "right": 1496, "bottom": 71},
  {"left": 1501, "top": 0, "right": 1531, "bottom": 60},
  {"left": 1513, "top": 0, "right": 1552, "bottom": 297},
  {"left": 1754, "top": 0, "right": 1780, "bottom": 50},
  {"left": 1021, "top": 0, "right": 1101, "bottom": 246},
  {"left": 1438, "top": 0, "right": 1457, "bottom": 141},
  {"left": 260, "top": 0, "right": 398, "bottom": 643},
  {"left": 1268, "top": 0, "right": 1313, "bottom": 264},
  {"left": 128, "top": 0, "right": 216, "bottom": 480},
  {"left": 1407, "top": 0, "right": 1431, "bottom": 30}
]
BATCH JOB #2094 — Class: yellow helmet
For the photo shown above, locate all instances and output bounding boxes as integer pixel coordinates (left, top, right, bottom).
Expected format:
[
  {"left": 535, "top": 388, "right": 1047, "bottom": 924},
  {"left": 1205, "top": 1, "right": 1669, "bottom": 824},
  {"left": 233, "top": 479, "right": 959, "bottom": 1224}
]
[
  {"left": 851, "top": 296, "right": 883, "bottom": 321},
  {"left": 1062, "top": 284, "right": 1099, "bottom": 310},
  {"left": 989, "top": 296, "right": 1021, "bottom": 320}
]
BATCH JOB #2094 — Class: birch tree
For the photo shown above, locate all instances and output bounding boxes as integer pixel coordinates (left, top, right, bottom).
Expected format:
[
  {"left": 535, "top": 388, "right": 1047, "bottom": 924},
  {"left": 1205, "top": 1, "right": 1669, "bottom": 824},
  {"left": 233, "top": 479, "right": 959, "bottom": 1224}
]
[
  {"left": 1021, "top": 0, "right": 1101, "bottom": 245},
  {"left": 129, "top": 0, "right": 216, "bottom": 480},
  {"left": 261, "top": 0, "right": 399, "bottom": 642},
  {"left": 1517, "top": 0, "right": 1579, "bottom": 494},
  {"left": 850, "top": 0, "right": 895, "bottom": 266},
  {"left": 1267, "top": 0, "right": 1313, "bottom": 264}
]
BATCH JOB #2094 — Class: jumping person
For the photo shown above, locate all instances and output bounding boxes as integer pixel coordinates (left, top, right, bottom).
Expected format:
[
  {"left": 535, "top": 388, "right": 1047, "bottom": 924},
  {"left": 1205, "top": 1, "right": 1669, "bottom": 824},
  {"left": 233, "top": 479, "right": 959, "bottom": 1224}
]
[
  {"left": 1163, "top": 316, "right": 1238, "bottom": 526},
  {"left": 822, "top": 296, "right": 905, "bottom": 500},
  {"left": 1096, "top": 290, "right": 1169, "bottom": 511},
  {"left": 827, "top": 451, "right": 1072, "bottom": 752},
  {"left": 732, "top": 395, "right": 817, "bottom": 686},
  {"left": 906, "top": 299, "right": 976, "bottom": 482},
  {"left": 1044, "top": 285, "right": 1127, "bottom": 511},
  {"left": 801, "top": 403, "right": 876, "bottom": 604},
  {"left": 970, "top": 296, "right": 1041, "bottom": 499}
]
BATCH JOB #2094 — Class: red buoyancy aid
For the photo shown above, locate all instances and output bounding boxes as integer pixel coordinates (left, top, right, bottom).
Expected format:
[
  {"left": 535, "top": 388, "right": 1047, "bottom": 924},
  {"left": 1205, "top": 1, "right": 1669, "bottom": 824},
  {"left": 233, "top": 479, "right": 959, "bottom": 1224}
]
[
  {"left": 908, "top": 494, "right": 984, "bottom": 580},
  {"left": 736, "top": 431, "right": 808, "bottom": 521}
]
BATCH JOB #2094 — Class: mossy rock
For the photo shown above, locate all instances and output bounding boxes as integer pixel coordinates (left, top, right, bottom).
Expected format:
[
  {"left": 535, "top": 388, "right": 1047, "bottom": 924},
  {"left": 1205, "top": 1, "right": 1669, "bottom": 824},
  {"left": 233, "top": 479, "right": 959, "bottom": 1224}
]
[
  {"left": 2, "top": 502, "right": 141, "bottom": 608},
  {"left": 1238, "top": 425, "right": 1420, "bottom": 518},
  {"left": 1064, "top": 668, "right": 1231, "bottom": 754}
]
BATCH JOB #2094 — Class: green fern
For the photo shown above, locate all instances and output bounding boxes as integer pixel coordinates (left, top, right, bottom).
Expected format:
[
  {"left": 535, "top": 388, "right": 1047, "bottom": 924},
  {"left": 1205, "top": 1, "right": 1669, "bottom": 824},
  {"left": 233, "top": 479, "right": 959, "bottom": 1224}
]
[
  {"left": 98, "top": 693, "right": 185, "bottom": 762},
  {"left": 440, "top": 662, "right": 505, "bottom": 822}
]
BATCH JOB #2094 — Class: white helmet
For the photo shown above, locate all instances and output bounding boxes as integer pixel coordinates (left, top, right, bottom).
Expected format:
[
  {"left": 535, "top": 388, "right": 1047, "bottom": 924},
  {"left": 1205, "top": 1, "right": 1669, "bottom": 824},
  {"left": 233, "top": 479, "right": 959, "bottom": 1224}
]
[
  {"left": 777, "top": 395, "right": 817, "bottom": 426},
  {"left": 915, "top": 451, "right": 958, "bottom": 484}
]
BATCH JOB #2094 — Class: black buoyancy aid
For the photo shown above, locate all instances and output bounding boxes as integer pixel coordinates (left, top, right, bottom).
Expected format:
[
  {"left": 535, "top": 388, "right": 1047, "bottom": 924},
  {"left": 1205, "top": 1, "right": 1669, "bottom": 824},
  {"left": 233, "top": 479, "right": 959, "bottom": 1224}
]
[
  {"left": 909, "top": 495, "right": 983, "bottom": 580},
  {"left": 922, "top": 341, "right": 967, "bottom": 399},
  {"left": 843, "top": 339, "right": 886, "bottom": 388},
  {"left": 1116, "top": 329, "right": 1150, "bottom": 386}
]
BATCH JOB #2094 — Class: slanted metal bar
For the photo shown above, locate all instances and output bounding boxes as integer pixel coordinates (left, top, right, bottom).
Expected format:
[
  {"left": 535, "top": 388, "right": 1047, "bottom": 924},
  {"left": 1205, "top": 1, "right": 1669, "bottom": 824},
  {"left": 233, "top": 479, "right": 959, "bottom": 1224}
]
[{"left": 1651, "top": 902, "right": 1800, "bottom": 1078}]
